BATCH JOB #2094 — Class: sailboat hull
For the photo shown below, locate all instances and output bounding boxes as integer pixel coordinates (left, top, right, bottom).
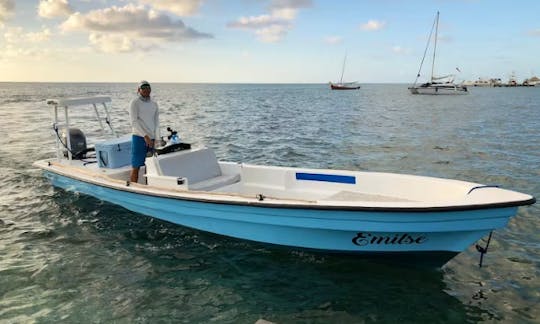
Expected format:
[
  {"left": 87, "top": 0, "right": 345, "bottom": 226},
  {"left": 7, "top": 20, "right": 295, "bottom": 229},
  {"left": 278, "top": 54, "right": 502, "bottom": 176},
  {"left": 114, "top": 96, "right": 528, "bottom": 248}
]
[
  {"left": 330, "top": 83, "right": 361, "bottom": 90},
  {"left": 409, "top": 85, "right": 468, "bottom": 95}
]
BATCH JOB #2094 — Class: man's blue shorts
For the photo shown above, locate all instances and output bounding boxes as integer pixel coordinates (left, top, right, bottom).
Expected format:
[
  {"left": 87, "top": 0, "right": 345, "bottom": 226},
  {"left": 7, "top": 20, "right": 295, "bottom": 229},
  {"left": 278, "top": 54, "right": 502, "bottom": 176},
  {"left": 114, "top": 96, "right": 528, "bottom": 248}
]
[{"left": 131, "top": 135, "right": 150, "bottom": 168}]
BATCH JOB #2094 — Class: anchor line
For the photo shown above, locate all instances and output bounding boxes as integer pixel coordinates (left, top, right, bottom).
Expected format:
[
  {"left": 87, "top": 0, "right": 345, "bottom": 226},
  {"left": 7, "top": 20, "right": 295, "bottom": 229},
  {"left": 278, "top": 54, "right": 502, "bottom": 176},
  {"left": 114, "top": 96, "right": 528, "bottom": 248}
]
[{"left": 475, "top": 231, "right": 493, "bottom": 268}]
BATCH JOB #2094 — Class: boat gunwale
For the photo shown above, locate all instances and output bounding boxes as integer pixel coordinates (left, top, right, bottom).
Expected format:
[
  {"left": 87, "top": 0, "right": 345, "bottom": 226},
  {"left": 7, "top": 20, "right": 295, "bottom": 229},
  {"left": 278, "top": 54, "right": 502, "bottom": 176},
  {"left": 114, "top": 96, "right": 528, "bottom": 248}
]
[{"left": 35, "top": 160, "right": 536, "bottom": 213}]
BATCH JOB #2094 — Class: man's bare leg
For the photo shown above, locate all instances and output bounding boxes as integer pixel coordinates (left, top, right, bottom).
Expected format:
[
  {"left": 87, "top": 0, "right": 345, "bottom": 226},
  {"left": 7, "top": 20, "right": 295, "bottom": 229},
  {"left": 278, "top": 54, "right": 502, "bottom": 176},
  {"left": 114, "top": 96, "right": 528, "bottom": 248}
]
[{"left": 130, "top": 167, "right": 139, "bottom": 183}]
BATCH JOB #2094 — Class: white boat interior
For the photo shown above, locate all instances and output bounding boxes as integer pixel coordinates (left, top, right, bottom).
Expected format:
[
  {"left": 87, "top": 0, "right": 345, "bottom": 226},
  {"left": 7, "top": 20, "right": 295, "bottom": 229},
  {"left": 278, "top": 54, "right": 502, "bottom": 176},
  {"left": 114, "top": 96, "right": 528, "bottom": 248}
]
[{"left": 38, "top": 146, "right": 533, "bottom": 210}]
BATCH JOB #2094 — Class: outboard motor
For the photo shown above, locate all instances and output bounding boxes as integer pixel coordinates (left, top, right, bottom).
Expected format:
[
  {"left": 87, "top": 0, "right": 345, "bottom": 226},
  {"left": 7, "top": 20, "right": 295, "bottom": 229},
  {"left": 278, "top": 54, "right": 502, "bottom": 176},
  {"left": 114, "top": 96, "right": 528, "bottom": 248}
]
[{"left": 61, "top": 128, "right": 87, "bottom": 159}]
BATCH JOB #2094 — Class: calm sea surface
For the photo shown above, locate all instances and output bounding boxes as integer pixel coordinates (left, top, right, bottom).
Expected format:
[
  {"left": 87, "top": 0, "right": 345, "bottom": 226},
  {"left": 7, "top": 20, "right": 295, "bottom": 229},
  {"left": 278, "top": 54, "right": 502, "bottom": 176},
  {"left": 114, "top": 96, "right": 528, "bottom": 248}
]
[{"left": 0, "top": 83, "right": 538, "bottom": 323}]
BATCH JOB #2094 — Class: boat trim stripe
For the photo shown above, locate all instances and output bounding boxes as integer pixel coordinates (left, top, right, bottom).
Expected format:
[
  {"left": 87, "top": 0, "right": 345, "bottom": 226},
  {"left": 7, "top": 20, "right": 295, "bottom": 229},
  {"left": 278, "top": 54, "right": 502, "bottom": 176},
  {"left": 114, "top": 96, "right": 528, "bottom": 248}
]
[{"left": 296, "top": 172, "right": 356, "bottom": 184}]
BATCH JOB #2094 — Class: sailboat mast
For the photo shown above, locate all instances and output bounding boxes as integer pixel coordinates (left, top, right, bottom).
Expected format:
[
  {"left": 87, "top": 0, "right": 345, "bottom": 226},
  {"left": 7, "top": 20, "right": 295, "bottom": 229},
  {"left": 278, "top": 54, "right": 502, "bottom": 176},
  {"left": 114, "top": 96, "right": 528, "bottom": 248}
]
[
  {"left": 430, "top": 11, "right": 439, "bottom": 82},
  {"left": 340, "top": 55, "right": 347, "bottom": 84}
]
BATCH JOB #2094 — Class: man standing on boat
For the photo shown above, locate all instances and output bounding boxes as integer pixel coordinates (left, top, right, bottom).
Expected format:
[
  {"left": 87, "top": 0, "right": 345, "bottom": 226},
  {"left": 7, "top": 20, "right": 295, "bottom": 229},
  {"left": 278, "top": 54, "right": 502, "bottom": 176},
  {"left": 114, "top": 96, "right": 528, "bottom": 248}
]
[{"left": 129, "top": 80, "right": 160, "bottom": 183}]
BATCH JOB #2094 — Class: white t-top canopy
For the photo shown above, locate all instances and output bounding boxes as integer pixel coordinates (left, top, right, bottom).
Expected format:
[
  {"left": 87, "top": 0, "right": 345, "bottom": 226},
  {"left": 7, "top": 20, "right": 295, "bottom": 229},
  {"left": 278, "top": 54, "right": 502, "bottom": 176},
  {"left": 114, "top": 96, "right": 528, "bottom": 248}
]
[{"left": 47, "top": 96, "right": 112, "bottom": 107}]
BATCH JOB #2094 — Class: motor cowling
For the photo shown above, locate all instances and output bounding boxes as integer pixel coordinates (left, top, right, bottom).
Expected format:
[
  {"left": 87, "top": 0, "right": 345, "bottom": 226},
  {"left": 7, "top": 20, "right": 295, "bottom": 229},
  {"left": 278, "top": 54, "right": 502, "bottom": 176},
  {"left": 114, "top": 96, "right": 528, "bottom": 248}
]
[{"left": 62, "top": 128, "right": 87, "bottom": 159}]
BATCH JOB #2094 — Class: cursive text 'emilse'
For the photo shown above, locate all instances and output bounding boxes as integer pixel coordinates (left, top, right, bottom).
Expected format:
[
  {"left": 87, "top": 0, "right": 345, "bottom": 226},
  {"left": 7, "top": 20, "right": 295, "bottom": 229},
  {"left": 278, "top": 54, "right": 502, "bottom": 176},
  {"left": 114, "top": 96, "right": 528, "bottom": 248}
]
[{"left": 352, "top": 232, "right": 428, "bottom": 246}]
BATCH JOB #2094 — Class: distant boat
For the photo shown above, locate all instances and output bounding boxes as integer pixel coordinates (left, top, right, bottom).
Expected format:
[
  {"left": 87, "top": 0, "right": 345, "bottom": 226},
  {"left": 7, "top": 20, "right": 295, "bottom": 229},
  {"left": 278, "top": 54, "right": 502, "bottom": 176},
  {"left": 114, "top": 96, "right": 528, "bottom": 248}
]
[
  {"left": 463, "top": 78, "right": 492, "bottom": 87},
  {"left": 330, "top": 82, "right": 361, "bottom": 90},
  {"left": 463, "top": 78, "right": 502, "bottom": 87},
  {"left": 523, "top": 76, "right": 540, "bottom": 86},
  {"left": 469, "top": 78, "right": 502, "bottom": 87},
  {"left": 409, "top": 12, "right": 468, "bottom": 95},
  {"left": 330, "top": 55, "right": 360, "bottom": 90},
  {"left": 505, "top": 72, "right": 518, "bottom": 87}
]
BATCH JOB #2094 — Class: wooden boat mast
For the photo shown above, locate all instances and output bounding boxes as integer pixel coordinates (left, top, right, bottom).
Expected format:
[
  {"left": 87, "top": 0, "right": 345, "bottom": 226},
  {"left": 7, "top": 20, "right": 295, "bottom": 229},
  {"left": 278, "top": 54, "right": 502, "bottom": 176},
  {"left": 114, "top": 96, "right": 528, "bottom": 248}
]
[{"left": 339, "top": 54, "right": 347, "bottom": 84}]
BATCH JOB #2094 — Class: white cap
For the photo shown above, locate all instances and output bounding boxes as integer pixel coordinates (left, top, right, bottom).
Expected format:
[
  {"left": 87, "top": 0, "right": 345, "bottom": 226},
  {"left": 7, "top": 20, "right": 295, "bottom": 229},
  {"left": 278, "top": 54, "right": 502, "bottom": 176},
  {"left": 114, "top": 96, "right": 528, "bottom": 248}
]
[{"left": 138, "top": 80, "right": 150, "bottom": 88}]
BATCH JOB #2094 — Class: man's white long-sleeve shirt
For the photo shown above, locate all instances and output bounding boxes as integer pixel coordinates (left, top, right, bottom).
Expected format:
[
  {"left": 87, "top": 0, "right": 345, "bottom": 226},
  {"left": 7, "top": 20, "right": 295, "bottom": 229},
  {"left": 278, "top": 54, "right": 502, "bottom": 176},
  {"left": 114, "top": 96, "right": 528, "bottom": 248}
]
[{"left": 129, "top": 96, "right": 159, "bottom": 140}]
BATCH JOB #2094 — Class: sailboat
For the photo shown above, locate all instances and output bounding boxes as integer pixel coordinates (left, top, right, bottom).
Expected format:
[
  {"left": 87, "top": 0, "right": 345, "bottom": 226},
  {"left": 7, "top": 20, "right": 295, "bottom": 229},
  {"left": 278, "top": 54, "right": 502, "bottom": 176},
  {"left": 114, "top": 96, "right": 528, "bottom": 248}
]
[
  {"left": 409, "top": 12, "right": 468, "bottom": 95},
  {"left": 330, "top": 55, "right": 361, "bottom": 90}
]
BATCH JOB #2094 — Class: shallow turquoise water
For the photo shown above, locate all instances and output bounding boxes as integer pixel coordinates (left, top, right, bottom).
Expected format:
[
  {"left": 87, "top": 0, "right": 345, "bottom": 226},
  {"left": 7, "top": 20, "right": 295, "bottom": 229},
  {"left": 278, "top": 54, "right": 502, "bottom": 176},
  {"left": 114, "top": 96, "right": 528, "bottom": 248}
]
[{"left": 0, "top": 83, "right": 538, "bottom": 323}]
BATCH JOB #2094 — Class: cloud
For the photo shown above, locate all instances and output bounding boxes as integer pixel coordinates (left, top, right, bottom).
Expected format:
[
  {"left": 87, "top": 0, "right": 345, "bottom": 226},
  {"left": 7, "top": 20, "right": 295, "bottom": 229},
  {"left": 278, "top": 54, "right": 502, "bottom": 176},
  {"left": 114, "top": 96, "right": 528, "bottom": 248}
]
[
  {"left": 1, "top": 26, "right": 54, "bottom": 62},
  {"left": 0, "top": 45, "right": 41, "bottom": 60},
  {"left": 227, "top": 14, "right": 291, "bottom": 43},
  {"left": 391, "top": 45, "right": 411, "bottom": 55},
  {"left": 0, "top": 0, "right": 15, "bottom": 25},
  {"left": 228, "top": 14, "right": 288, "bottom": 29},
  {"left": 269, "top": 0, "right": 312, "bottom": 11},
  {"left": 138, "top": 0, "right": 204, "bottom": 16},
  {"left": 360, "top": 19, "right": 386, "bottom": 31},
  {"left": 60, "top": 4, "right": 212, "bottom": 52},
  {"left": 324, "top": 35, "right": 343, "bottom": 45},
  {"left": 89, "top": 33, "right": 155, "bottom": 53},
  {"left": 227, "top": 0, "right": 312, "bottom": 43},
  {"left": 255, "top": 24, "right": 289, "bottom": 43},
  {"left": 0, "top": 43, "right": 90, "bottom": 62},
  {"left": 38, "top": 0, "right": 74, "bottom": 19},
  {"left": 3, "top": 27, "right": 52, "bottom": 44}
]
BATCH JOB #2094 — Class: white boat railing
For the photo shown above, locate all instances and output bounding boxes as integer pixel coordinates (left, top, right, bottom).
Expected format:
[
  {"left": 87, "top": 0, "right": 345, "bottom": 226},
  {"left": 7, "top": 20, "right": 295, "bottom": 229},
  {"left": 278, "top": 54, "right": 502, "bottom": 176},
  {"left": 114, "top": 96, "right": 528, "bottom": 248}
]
[{"left": 47, "top": 96, "right": 116, "bottom": 162}]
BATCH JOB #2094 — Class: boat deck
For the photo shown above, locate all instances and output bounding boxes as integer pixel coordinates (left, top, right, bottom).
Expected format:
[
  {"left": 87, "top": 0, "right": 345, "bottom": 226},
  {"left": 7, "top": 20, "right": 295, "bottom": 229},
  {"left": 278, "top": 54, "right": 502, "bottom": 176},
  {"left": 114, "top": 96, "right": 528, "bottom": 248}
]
[
  {"left": 49, "top": 158, "right": 420, "bottom": 203},
  {"left": 40, "top": 144, "right": 535, "bottom": 209},
  {"left": 324, "top": 191, "right": 415, "bottom": 202}
]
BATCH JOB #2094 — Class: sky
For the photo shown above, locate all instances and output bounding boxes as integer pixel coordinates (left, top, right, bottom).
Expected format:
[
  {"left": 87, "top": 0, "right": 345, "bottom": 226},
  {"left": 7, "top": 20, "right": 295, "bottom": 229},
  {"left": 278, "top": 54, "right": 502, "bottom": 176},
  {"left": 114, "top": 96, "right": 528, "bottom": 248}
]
[{"left": 0, "top": 0, "right": 539, "bottom": 83}]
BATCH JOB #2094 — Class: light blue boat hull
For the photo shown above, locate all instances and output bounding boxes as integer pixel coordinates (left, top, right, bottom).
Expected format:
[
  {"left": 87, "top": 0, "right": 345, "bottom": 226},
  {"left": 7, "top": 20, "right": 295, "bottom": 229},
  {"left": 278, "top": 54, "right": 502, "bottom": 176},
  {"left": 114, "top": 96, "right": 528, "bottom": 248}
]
[{"left": 45, "top": 172, "right": 515, "bottom": 254}]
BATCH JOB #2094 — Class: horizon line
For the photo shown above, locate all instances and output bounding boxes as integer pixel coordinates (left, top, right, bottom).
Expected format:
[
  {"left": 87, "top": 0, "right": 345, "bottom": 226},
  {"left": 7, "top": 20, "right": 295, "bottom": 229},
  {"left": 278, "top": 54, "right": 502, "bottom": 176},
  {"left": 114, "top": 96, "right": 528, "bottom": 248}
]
[{"left": 0, "top": 81, "right": 412, "bottom": 84}]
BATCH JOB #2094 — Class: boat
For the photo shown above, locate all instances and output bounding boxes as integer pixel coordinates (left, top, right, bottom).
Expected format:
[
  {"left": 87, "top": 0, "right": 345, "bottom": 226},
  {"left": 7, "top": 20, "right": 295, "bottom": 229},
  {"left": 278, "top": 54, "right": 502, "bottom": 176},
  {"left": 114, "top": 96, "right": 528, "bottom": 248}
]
[
  {"left": 330, "top": 82, "right": 361, "bottom": 90},
  {"left": 463, "top": 78, "right": 502, "bottom": 87},
  {"left": 34, "top": 97, "right": 535, "bottom": 266},
  {"left": 409, "top": 12, "right": 468, "bottom": 95},
  {"left": 523, "top": 76, "right": 540, "bottom": 86},
  {"left": 330, "top": 55, "right": 361, "bottom": 90},
  {"left": 504, "top": 72, "right": 518, "bottom": 87}
]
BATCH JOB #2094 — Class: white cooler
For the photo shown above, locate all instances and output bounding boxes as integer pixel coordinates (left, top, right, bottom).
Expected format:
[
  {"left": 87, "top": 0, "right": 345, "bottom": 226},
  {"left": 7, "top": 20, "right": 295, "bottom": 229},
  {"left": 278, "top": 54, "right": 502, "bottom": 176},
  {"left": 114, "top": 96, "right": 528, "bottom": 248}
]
[{"left": 95, "top": 135, "right": 132, "bottom": 168}]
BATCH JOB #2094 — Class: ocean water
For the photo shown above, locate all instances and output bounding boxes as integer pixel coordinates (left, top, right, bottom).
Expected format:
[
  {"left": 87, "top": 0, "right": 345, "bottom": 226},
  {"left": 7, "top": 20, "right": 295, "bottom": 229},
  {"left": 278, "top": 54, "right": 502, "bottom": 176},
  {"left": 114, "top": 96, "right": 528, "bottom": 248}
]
[{"left": 0, "top": 82, "right": 538, "bottom": 323}]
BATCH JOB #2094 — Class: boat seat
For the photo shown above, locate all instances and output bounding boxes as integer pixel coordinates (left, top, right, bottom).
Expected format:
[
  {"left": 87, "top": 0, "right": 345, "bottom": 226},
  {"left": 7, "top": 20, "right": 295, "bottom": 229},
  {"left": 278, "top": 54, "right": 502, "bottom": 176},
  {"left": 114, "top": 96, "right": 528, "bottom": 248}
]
[
  {"left": 147, "top": 148, "right": 240, "bottom": 191},
  {"left": 189, "top": 173, "right": 241, "bottom": 191}
]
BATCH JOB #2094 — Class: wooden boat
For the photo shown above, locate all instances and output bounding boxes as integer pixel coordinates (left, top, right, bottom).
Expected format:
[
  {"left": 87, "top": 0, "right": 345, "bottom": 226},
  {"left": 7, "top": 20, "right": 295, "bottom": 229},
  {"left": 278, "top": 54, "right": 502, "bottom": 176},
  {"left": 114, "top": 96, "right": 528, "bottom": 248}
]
[
  {"left": 33, "top": 97, "right": 535, "bottom": 266},
  {"left": 330, "top": 82, "right": 361, "bottom": 90},
  {"left": 409, "top": 12, "right": 468, "bottom": 95},
  {"left": 330, "top": 55, "right": 360, "bottom": 90}
]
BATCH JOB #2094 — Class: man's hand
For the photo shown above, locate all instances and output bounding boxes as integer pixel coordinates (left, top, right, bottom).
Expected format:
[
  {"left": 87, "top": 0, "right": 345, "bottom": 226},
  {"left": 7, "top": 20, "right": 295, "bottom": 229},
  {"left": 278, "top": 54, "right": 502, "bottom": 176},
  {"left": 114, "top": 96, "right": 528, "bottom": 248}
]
[{"left": 144, "top": 135, "right": 154, "bottom": 147}]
